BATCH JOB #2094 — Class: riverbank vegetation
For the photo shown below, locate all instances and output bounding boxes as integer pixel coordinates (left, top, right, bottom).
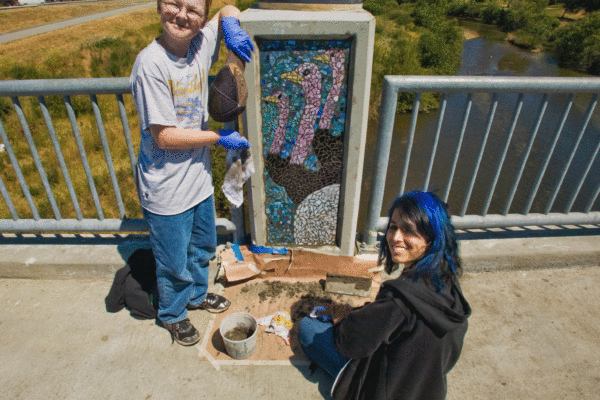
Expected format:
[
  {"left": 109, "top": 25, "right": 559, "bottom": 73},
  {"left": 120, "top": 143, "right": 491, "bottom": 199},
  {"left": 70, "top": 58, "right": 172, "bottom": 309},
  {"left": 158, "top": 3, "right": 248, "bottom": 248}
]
[
  {"left": 446, "top": 0, "right": 600, "bottom": 75},
  {"left": 361, "top": 0, "right": 464, "bottom": 115},
  {"left": 363, "top": 0, "right": 600, "bottom": 113}
]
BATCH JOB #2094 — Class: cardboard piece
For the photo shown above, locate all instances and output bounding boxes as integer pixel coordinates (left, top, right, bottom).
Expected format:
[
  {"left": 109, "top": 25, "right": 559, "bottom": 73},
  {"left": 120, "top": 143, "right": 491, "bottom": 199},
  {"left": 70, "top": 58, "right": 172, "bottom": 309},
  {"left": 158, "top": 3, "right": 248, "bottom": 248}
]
[{"left": 220, "top": 247, "right": 261, "bottom": 282}]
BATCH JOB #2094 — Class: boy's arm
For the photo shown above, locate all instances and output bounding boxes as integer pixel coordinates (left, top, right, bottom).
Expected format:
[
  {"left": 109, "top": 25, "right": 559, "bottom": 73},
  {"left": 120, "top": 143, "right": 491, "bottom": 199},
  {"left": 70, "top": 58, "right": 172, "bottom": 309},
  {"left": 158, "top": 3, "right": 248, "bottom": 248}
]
[
  {"left": 150, "top": 126, "right": 250, "bottom": 151},
  {"left": 150, "top": 125, "right": 220, "bottom": 150},
  {"left": 210, "top": 5, "right": 240, "bottom": 24}
]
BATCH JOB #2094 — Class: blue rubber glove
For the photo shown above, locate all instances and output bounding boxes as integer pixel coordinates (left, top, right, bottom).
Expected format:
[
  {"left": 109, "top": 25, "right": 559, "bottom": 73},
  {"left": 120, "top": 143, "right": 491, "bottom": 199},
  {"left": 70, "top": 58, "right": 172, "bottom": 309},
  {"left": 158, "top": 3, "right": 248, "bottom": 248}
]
[
  {"left": 309, "top": 306, "right": 333, "bottom": 323},
  {"left": 217, "top": 129, "right": 251, "bottom": 150},
  {"left": 222, "top": 16, "right": 255, "bottom": 63}
]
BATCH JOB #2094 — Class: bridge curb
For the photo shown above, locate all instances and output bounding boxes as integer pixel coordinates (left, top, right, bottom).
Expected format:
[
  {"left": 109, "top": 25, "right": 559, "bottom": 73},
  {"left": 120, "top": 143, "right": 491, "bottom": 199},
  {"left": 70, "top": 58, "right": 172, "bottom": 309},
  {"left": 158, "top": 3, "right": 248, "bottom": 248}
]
[{"left": 0, "top": 232, "right": 598, "bottom": 280}]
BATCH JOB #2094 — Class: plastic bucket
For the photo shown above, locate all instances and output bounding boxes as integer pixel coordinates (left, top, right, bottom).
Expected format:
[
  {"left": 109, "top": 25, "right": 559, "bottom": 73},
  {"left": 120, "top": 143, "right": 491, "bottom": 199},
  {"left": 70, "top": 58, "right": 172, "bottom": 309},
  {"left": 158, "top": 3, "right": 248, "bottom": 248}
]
[{"left": 219, "top": 312, "right": 258, "bottom": 359}]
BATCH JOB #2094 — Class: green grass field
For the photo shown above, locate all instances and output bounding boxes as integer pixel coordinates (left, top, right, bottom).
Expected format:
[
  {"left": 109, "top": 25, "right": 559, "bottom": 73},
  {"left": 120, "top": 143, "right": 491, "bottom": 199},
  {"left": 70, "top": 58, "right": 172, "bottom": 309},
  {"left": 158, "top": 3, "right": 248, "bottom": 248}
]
[{"left": 0, "top": 0, "right": 144, "bottom": 34}]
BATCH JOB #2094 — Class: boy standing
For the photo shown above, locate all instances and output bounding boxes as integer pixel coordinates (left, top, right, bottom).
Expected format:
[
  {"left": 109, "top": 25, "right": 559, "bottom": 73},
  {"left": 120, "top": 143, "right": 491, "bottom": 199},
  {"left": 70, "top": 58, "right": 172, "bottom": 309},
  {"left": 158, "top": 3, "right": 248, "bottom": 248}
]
[{"left": 130, "top": 0, "right": 254, "bottom": 346}]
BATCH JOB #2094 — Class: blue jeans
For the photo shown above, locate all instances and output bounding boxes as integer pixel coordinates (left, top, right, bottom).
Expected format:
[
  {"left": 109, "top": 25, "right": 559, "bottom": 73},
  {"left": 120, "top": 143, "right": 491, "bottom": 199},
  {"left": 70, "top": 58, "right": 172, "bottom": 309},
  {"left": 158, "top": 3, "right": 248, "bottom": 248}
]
[
  {"left": 298, "top": 317, "right": 350, "bottom": 378},
  {"left": 143, "top": 195, "right": 217, "bottom": 325}
]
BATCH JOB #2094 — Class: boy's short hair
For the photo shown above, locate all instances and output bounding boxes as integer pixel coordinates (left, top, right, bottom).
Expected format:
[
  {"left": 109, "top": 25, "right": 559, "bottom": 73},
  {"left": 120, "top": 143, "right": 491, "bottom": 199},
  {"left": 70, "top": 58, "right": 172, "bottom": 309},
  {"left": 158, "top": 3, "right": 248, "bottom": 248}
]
[{"left": 157, "top": 0, "right": 213, "bottom": 22}]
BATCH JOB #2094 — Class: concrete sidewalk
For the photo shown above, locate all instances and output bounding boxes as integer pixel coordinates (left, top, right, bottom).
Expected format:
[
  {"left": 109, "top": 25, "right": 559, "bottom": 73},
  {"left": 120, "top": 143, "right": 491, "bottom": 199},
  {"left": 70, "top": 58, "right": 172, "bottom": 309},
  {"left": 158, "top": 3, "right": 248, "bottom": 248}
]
[{"left": 0, "top": 231, "right": 599, "bottom": 399}]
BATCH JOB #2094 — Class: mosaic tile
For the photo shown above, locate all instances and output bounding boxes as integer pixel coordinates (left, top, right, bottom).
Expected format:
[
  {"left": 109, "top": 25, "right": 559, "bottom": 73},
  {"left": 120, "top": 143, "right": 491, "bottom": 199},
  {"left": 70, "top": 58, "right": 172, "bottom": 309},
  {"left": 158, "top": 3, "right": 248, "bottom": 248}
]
[
  {"left": 259, "top": 39, "right": 351, "bottom": 245},
  {"left": 294, "top": 184, "right": 340, "bottom": 246}
]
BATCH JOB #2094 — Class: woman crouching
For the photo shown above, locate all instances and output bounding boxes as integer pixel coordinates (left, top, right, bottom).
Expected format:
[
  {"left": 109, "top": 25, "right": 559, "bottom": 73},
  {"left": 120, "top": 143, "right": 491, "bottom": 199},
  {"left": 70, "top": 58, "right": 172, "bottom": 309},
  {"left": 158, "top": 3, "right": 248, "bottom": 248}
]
[{"left": 298, "top": 190, "right": 472, "bottom": 400}]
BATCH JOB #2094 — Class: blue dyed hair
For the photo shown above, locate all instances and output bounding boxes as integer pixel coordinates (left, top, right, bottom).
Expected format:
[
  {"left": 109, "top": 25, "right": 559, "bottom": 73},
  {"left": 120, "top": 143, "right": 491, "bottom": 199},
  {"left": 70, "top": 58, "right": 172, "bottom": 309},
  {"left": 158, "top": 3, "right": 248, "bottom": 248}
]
[{"left": 379, "top": 191, "right": 462, "bottom": 290}]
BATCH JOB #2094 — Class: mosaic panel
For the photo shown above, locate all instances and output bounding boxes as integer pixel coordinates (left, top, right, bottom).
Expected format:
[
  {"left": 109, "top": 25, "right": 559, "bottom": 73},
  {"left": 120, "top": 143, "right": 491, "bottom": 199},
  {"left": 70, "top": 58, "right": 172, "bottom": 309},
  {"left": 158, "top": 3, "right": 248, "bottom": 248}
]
[{"left": 259, "top": 39, "right": 351, "bottom": 245}]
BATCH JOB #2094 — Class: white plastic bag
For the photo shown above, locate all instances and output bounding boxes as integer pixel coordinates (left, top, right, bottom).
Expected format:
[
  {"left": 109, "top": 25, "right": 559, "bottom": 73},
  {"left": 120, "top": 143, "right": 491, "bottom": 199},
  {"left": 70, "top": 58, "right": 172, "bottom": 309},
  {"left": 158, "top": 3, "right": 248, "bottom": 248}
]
[{"left": 258, "top": 311, "right": 293, "bottom": 345}]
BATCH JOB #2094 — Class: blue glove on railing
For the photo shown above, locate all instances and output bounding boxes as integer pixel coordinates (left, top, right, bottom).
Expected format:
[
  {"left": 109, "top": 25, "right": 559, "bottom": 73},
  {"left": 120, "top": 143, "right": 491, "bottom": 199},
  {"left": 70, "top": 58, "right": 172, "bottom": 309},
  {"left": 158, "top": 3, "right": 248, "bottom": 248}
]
[
  {"left": 217, "top": 129, "right": 251, "bottom": 150},
  {"left": 222, "top": 16, "right": 254, "bottom": 63}
]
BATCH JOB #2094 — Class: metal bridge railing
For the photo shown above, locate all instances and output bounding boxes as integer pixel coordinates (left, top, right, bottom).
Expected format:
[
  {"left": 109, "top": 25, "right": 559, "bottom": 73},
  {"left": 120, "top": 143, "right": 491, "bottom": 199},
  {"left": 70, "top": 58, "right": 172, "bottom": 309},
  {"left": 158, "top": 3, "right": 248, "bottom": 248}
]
[
  {"left": 0, "top": 78, "right": 244, "bottom": 242},
  {"left": 364, "top": 76, "right": 600, "bottom": 246},
  {"left": 2, "top": 76, "right": 600, "bottom": 249}
]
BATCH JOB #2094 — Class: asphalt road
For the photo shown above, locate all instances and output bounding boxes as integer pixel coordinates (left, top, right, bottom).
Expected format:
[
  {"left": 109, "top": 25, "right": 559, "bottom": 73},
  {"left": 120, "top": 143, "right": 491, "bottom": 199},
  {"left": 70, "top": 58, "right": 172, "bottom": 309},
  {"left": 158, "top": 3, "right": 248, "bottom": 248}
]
[{"left": 0, "top": 1, "right": 155, "bottom": 45}]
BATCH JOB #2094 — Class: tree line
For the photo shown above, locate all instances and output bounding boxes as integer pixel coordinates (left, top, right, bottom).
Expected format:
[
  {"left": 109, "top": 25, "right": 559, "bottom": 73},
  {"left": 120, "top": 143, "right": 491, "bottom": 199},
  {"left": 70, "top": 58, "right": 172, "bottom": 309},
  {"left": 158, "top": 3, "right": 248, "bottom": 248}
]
[
  {"left": 360, "top": 0, "right": 599, "bottom": 115},
  {"left": 561, "top": 0, "right": 600, "bottom": 15}
]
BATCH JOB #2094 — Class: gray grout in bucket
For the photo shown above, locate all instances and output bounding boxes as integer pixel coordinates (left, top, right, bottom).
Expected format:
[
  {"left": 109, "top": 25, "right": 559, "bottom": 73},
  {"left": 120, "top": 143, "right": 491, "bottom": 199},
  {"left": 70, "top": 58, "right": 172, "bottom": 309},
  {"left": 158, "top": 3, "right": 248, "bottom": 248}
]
[{"left": 219, "top": 312, "right": 258, "bottom": 359}]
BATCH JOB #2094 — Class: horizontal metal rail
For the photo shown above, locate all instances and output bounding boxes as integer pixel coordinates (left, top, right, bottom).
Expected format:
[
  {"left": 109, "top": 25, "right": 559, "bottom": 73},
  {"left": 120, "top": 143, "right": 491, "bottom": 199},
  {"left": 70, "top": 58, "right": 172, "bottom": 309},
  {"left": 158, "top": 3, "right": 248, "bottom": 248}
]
[
  {"left": 384, "top": 75, "right": 600, "bottom": 93},
  {"left": 0, "top": 78, "right": 131, "bottom": 97},
  {"left": 0, "top": 77, "right": 244, "bottom": 241},
  {"left": 364, "top": 76, "right": 600, "bottom": 245},
  {"left": 0, "top": 218, "right": 236, "bottom": 233},
  {"left": 372, "top": 212, "right": 600, "bottom": 232}
]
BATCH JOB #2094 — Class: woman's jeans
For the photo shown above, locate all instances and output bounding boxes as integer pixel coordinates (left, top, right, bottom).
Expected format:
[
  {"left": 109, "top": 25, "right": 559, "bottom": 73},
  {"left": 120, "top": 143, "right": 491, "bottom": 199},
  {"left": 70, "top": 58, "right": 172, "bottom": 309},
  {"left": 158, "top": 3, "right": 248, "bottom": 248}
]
[
  {"left": 142, "top": 195, "right": 217, "bottom": 325},
  {"left": 298, "top": 317, "right": 349, "bottom": 378}
]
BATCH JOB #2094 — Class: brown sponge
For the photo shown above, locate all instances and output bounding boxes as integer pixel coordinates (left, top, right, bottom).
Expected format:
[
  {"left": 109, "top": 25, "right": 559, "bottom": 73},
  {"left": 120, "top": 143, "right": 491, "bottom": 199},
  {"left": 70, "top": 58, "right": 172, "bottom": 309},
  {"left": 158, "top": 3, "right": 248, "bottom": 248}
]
[{"left": 208, "top": 51, "right": 248, "bottom": 123}]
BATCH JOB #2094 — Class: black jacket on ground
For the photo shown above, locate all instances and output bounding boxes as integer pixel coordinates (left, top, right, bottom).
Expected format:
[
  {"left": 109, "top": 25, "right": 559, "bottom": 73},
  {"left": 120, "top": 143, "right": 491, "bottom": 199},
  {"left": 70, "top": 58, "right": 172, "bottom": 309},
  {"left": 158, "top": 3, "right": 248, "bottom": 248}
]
[
  {"left": 332, "top": 272, "right": 471, "bottom": 400},
  {"left": 105, "top": 248, "right": 158, "bottom": 320}
]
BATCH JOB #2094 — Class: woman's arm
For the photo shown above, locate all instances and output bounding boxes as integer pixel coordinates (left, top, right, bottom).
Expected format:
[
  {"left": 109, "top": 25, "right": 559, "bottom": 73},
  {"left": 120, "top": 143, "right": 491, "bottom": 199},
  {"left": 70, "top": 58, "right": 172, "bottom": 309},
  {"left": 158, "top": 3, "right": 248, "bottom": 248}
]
[
  {"left": 334, "top": 297, "right": 407, "bottom": 360},
  {"left": 321, "top": 303, "right": 354, "bottom": 324}
]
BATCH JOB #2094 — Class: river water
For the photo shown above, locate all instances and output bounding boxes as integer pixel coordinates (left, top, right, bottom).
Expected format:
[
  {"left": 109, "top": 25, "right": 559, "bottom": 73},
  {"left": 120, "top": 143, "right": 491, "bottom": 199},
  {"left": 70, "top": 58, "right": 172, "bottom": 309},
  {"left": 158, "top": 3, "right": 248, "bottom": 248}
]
[{"left": 358, "top": 20, "right": 600, "bottom": 233}]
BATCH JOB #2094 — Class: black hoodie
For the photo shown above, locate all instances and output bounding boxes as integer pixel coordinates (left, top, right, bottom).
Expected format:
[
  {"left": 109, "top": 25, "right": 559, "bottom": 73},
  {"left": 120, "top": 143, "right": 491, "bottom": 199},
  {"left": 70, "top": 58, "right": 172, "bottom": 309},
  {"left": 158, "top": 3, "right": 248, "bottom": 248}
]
[{"left": 332, "top": 273, "right": 471, "bottom": 400}]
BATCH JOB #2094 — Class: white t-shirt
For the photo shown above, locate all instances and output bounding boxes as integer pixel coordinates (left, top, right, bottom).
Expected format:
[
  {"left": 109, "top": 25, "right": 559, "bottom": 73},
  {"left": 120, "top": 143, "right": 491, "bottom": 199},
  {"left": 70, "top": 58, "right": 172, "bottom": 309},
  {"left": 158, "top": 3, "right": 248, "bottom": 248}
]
[{"left": 130, "top": 20, "right": 220, "bottom": 215}]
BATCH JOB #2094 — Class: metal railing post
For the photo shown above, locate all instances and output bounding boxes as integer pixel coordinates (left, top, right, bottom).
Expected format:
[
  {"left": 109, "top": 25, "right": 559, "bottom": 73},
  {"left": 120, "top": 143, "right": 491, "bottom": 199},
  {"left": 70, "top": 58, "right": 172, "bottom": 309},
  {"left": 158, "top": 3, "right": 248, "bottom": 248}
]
[
  {"left": 364, "top": 77, "right": 397, "bottom": 246},
  {"left": 444, "top": 93, "right": 472, "bottom": 204}
]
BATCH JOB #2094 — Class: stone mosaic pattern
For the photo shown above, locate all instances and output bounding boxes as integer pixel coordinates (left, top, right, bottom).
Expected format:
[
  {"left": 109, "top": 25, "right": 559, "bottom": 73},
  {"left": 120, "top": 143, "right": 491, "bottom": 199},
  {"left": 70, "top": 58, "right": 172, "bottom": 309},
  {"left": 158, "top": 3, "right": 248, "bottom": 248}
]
[
  {"left": 259, "top": 39, "right": 351, "bottom": 245},
  {"left": 294, "top": 184, "right": 340, "bottom": 246}
]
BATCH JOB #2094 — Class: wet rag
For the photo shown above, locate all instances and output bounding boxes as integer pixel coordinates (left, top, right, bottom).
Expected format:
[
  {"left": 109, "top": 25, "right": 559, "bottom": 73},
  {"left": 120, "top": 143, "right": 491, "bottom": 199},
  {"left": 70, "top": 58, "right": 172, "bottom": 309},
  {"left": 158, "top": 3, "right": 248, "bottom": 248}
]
[{"left": 222, "top": 148, "right": 254, "bottom": 208}]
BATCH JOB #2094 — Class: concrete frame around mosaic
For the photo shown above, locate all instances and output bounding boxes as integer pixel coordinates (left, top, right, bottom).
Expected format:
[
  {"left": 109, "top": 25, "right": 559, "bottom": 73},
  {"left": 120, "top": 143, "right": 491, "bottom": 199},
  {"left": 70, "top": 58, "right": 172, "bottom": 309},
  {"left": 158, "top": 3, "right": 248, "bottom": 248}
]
[{"left": 259, "top": 39, "right": 351, "bottom": 246}]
